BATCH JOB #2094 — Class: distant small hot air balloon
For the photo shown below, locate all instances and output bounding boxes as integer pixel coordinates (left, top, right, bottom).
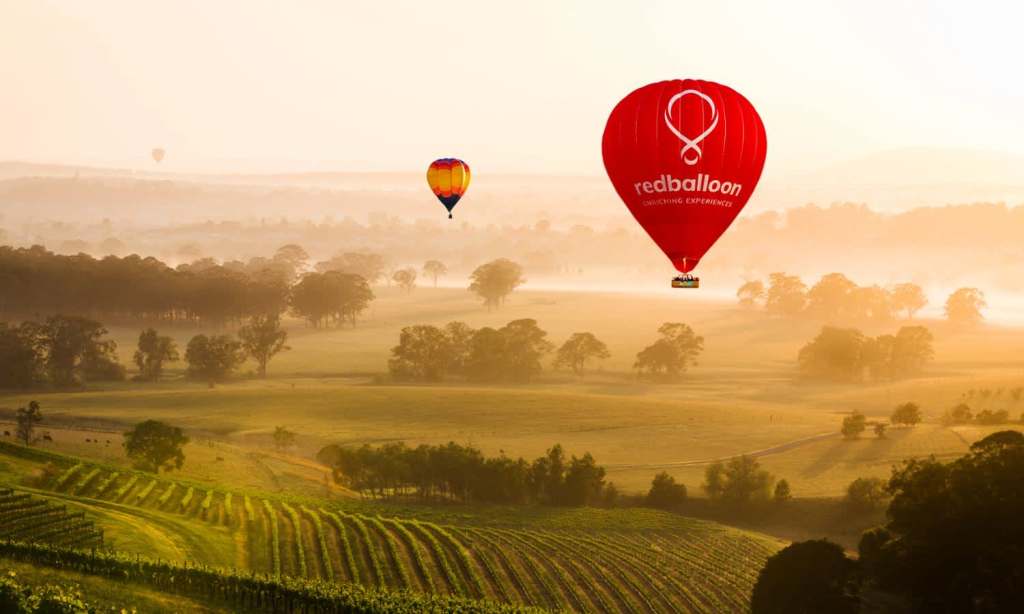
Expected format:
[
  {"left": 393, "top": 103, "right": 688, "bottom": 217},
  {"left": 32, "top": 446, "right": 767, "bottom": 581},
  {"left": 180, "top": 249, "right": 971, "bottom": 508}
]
[
  {"left": 603, "top": 79, "right": 767, "bottom": 287},
  {"left": 426, "top": 158, "right": 471, "bottom": 219},
  {"left": 152, "top": 148, "right": 165, "bottom": 163}
]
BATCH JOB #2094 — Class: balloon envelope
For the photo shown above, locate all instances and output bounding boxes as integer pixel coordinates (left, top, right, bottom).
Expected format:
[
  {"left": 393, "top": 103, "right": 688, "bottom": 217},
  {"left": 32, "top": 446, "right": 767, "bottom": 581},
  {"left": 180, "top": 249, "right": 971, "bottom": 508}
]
[
  {"left": 151, "top": 148, "right": 165, "bottom": 163},
  {"left": 602, "top": 79, "right": 766, "bottom": 273},
  {"left": 426, "top": 158, "right": 471, "bottom": 218}
]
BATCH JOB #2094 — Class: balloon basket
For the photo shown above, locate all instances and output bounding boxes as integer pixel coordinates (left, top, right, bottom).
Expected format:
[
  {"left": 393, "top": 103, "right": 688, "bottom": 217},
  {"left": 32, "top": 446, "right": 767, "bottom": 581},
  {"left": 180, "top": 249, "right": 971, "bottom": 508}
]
[
  {"left": 671, "top": 276, "right": 700, "bottom": 289},
  {"left": 448, "top": 213, "right": 453, "bottom": 219}
]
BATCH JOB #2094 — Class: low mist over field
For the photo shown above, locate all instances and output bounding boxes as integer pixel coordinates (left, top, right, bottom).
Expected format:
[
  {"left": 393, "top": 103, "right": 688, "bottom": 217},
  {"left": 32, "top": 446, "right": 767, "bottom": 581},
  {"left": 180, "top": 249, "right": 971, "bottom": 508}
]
[{"left": 4, "top": 156, "right": 1024, "bottom": 322}]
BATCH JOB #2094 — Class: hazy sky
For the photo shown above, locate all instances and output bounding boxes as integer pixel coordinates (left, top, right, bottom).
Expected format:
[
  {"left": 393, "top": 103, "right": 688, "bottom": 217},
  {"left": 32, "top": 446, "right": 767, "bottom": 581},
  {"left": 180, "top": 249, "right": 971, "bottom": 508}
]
[{"left": 2, "top": 0, "right": 1023, "bottom": 175}]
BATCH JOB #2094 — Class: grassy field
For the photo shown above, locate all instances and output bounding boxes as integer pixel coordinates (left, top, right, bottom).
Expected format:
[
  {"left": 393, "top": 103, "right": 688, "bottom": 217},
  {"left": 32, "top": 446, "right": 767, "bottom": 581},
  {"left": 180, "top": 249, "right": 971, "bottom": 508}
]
[{"left": 2, "top": 288, "right": 1022, "bottom": 498}]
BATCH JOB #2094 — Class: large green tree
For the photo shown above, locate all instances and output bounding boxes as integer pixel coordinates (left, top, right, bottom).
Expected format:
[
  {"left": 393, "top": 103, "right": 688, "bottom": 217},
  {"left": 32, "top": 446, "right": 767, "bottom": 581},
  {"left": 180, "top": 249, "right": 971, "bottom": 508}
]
[{"left": 123, "top": 420, "right": 189, "bottom": 473}]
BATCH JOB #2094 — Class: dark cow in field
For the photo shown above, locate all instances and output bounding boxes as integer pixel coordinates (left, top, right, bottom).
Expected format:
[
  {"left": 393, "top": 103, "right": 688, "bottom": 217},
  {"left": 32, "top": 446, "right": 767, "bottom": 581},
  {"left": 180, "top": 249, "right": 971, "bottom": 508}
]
[
  {"left": 2, "top": 431, "right": 8, "bottom": 437},
  {"left": 41, "top": 433, "right": 53, "bottom": 442}
]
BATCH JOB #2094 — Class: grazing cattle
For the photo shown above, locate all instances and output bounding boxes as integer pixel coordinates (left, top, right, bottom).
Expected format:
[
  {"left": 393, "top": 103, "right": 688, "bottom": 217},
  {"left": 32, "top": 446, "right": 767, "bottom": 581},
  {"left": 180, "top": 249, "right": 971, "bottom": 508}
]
[
  {"left": 85, "top": 438, "right": 91, "bottom": 443},
  {"left": 42, "top": 434, "right": 53, "bottom": 442},
  {"left": 2, "top": 431, "right": 8, "bottom": 437},
  {"left": 215, "top": 456, "right": 225, "bottom": 462}
]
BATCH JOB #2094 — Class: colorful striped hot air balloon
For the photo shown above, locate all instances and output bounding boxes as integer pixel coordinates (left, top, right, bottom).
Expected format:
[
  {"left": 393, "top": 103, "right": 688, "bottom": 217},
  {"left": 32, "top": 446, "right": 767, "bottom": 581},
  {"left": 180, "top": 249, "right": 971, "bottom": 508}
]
[{"left": 426, "top": 158, "right": 471, "bottom": 219}]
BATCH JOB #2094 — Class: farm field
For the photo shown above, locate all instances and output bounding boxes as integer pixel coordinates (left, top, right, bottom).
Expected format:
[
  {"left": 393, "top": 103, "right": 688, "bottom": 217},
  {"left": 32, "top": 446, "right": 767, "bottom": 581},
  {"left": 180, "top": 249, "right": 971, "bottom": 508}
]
[
  {"left": 1, "top": 290, "right": 1021, "bottom": 611},
  {"left": 0, "top": 558, "right": 231, "bottom": 613},
  {"left": 0, "top": 443, "right": 783, "bottom": 613}
]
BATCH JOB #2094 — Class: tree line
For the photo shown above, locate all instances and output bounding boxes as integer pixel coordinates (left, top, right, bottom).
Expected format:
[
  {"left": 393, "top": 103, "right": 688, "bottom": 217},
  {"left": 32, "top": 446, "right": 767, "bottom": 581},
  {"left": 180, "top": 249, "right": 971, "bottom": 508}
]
[
  {"left": 0, "top": 245, "right": 539, "bottom": 326},
  {"left": 0, "top": 245, "right": 293, "bottom": 324},
  {"left": 738, "top": 272, "right": 987, "bottom": 326},
  {"left": 316, "top": 441, "right": 614, "bottom": 506}
]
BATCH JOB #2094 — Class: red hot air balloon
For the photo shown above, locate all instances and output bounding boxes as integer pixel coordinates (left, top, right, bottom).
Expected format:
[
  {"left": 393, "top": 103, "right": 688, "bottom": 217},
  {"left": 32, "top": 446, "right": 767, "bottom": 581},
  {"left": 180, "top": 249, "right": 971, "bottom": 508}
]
[
  {"left": 426, "top": 158, "right": 471, "bottom": 219},
  {"left": 602, "top": 80, "right": 766, "bottom": 286}
]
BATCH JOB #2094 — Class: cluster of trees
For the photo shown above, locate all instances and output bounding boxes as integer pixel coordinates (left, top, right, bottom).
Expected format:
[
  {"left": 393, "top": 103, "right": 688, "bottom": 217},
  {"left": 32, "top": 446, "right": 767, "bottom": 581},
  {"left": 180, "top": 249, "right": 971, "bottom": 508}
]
[
  {"left": 751, "top": 431, "right": 1024, "bottom": 613},
  {"left": 738, "top": 272, "right": 987, "bottom": 326},
  {"left": 290, "top": 271, "right": 374, "bottom": 328},
  {"left": 388, "top": 319, "right": 555, "bottom": 383},
  {"left": 841, "top": 403, "right": 923, "bottom": 439},
  {"left": 0, "top": 316, "right": 124, "bottom": 388},
  {"left": 633, "top": 323, "right": 704, "bottom": 379},
  {"left": 389, "top": 319, "right": 703, "bottom": 383},
  {"left": 316, "top": 442, "right": 613, "bottom": 506},
  {"left": 180, "top": 314, "right": 291, "bottom": 384},
  {"left": 798, "top": 325, "right": 934, "bottom": 382},
  {"left": 703, "top": 455, "right": 789, "bottom": 508},
  {"left": 1, "top": 314, "right": 290, "bottom": 389},
  {"left": 943, "top": 402, "right": 1016, "bottom": 426}
]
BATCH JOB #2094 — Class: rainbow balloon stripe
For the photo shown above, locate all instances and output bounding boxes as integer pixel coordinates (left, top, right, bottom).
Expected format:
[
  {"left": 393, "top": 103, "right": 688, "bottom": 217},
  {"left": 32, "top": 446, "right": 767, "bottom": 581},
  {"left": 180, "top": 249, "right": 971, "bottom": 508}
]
[{"left": 426, "top": 158, "right": 471, "bottom": 217}]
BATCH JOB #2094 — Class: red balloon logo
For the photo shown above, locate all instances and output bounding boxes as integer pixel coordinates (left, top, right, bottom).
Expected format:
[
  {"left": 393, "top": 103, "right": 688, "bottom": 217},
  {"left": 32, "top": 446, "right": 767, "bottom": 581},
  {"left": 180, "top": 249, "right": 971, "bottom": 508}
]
[{"left": 602, "top": 79, "right": 767, "bottom": 275}]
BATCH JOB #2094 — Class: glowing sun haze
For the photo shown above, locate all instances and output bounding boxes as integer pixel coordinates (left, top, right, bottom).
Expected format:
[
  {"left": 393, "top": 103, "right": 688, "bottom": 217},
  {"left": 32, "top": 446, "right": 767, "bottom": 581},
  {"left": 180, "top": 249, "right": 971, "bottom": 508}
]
[{"left": 2, "top": 0, "right": 1022, "bottom": 175}]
